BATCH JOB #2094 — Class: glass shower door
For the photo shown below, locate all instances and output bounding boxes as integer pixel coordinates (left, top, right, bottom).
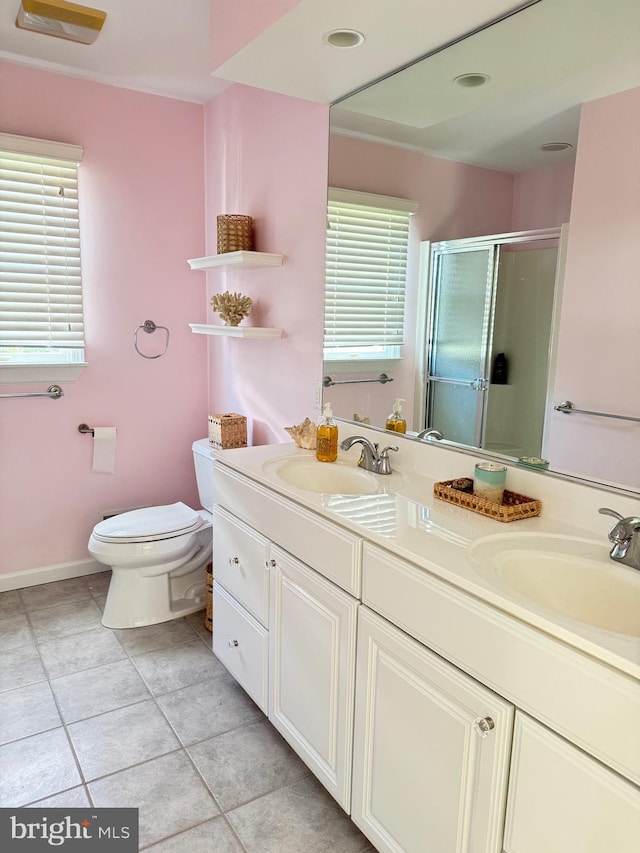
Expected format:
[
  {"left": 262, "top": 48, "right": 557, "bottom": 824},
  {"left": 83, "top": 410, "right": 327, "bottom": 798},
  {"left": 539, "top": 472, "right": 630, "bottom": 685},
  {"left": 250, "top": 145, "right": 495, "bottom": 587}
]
[{"left": 426, "top": 246, "right": 498, "bottom": 446}]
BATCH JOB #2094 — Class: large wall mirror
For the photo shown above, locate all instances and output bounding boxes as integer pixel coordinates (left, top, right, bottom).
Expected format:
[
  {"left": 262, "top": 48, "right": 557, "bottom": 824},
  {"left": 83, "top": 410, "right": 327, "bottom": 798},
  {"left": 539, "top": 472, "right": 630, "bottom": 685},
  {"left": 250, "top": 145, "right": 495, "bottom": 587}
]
[{"left": 324, "top": 0, "right": 640, "bottom": 495}]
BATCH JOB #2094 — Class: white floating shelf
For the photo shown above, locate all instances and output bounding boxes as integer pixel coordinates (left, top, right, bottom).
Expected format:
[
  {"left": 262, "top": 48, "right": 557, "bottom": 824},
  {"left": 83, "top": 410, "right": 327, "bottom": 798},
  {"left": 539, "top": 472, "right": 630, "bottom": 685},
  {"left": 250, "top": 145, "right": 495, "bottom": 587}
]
[
  {"left": 187, "top": 251, "right": 284, "bottom": 270},
  {"left": 189, "top": 324, "right": 283, "bottom": 339}
]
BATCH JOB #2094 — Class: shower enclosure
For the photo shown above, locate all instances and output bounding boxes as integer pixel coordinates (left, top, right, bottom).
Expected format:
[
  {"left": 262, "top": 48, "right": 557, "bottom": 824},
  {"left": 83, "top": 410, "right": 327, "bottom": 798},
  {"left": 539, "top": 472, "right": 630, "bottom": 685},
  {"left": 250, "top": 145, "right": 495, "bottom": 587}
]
[{"left": 424, "top": 228, "right": 561, "bottom": 459}]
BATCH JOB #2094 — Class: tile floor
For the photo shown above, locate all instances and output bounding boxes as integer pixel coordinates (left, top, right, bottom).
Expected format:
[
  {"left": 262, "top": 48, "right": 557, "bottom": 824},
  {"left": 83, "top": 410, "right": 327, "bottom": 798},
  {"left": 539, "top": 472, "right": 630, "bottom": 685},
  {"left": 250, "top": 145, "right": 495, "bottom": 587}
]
[{"left": 0, "top": 572, "right": 374, "bottom": 852}]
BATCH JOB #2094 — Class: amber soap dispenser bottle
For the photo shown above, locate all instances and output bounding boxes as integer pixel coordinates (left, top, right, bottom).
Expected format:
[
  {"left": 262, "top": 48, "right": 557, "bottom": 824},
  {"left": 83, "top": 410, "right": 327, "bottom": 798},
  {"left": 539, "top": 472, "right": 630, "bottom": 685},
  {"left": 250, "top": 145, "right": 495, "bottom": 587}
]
[
  {"left": 316, "top": 402, "right": 338, "bottom": 463},
  {"left": 385, "top": 398, "right": 407, "bottom": 433}
]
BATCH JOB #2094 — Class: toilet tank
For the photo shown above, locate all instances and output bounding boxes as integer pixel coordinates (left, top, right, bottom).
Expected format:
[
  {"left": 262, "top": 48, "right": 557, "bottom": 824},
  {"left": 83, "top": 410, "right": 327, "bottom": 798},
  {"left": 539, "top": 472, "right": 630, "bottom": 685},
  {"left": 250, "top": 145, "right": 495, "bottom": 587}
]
[{"left": 192, "top": 439, "right": 215, "bottom": 512}]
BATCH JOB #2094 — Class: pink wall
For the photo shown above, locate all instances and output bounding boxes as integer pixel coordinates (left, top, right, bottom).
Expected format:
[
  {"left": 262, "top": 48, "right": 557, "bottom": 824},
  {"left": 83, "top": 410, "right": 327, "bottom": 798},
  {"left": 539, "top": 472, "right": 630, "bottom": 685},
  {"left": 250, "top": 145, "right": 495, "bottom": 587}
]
[
  {"left": 209, "top": 0, "right": 301, "bottom": 69},
  {"left": 0, "top": 62, "right": 208, "bottom": 576},
  {"left": 329, "top": 135, "right": 516, "bottom": 243},
  {"left": 545, "top": 87, "right": 640, "bottom": 487},
  {"left": 512, "top": 160, "right": 575, "bottom": 232},
  {"left": 203, "top": 84, "right": 329, "bottom": 445}
]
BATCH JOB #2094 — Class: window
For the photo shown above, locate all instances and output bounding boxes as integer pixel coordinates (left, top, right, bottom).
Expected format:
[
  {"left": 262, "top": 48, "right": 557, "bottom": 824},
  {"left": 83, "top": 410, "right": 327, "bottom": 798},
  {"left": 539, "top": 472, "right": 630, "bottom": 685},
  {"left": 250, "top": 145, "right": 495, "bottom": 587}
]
[
  {"left": 324, "top": 188, "right": 418, "bottom": 362},
  {"left": 0, "top": 133, "right": 86, "bottom": 380}
]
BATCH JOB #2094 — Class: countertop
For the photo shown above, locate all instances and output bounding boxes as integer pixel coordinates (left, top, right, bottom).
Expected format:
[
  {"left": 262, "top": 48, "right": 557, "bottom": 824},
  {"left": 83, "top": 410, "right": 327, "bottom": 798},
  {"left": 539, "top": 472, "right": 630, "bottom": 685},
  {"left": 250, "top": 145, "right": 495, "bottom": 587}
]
[{"left": 210, "top": 440, "right": 640, "bottom": 681}]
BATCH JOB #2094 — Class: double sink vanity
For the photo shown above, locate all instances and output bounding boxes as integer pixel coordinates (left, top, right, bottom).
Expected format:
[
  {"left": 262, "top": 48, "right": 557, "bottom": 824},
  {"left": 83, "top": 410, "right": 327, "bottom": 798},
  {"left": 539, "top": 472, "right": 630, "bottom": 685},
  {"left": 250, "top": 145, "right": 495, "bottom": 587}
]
[{"left": 209, "top": 422, "right": 639, "bottom": 853}]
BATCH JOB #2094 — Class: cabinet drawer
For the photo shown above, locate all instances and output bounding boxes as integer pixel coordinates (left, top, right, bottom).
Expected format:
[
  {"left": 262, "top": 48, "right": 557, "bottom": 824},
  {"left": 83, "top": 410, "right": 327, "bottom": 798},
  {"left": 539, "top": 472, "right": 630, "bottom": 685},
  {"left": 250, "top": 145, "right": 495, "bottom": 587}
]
[
  {"left": 212, "top": 582, "right": 268, "bottom": 713},
  {"left": 504, "top": 713, "right": 640, "bottom": 853},
  {"left": 213, "top": 463, "right": 362, "bottom": 597},
  {"left": 363, "top": 542, "right": 640, "bottom": 784},
  {"left": 213, "top": 505, "right": 269, "bottom": 627}
]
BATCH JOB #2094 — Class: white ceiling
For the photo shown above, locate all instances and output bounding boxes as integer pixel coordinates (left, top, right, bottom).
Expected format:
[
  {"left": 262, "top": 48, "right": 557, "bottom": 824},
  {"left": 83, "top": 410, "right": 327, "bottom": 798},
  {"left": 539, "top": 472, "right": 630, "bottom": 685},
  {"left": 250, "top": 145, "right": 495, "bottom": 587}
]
[
  {"left": 0, "top": 0, "right": 528, "bottom": 104},
  {"left": 331, "top": 0, "right": 640, "bottom": 172}
]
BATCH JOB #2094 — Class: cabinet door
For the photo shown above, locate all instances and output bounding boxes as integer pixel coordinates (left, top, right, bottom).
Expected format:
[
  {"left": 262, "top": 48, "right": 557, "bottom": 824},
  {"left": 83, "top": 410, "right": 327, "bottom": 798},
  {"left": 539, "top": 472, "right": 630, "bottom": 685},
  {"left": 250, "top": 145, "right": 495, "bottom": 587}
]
[
  {"left": 213, "top": 505, "right": 270, "bottom": 626},
  {"left": 352, "top": 607, "right": 513, "bottom": 853},
  {"left": 504, "top": 713, "right": 640, "bottom": 853},
  {"left": 269, "top": 545, "right": 359, "bottom": 811}
]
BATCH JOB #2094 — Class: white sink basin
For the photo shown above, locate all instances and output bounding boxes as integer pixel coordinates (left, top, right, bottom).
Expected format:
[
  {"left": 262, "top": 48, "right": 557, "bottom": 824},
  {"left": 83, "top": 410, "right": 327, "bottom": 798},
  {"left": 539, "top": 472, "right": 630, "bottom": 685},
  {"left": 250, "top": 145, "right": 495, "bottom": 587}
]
[
  {"left": 467, "top": 533, "right": 640, "bottom": 637},
  {"left": 262, "top": 456, "right": 381, "bottom": 495}
]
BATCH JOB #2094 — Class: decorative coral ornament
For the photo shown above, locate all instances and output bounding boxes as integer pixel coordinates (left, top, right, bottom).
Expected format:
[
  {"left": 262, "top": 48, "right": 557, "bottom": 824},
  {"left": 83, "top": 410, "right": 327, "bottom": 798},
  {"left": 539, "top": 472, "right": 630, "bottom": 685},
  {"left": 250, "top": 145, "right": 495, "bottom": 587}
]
[{"left": 210, "top": 291, "right": 253, "bottom": 326}]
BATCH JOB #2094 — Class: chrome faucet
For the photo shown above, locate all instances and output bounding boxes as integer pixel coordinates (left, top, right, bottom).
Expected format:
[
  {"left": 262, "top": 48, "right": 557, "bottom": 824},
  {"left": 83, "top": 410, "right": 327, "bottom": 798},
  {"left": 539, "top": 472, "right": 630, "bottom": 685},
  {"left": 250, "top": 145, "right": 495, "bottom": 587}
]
[
  {"left": 416, "top": 427, "right": 444, "bottom": 441},
  {"left": 340, "top": 435, "right": 399, "bottom": 475},
  {"left": 599, "top": 508, "right": 640, "bottom": 571}
]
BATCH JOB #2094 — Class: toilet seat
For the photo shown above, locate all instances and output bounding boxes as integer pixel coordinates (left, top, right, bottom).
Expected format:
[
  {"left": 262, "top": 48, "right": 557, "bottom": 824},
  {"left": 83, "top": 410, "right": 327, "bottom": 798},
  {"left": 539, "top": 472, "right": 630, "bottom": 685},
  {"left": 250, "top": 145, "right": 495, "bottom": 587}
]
[{"left": 92, "top": 502, "right": 203, "bottom": 544}]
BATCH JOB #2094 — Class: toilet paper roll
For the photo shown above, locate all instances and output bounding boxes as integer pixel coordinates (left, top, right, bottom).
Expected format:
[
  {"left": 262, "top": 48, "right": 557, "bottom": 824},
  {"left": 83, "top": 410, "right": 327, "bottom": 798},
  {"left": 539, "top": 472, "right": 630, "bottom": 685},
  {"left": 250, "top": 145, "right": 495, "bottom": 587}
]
[{"left": 92, "top": 427, "right": 117, "bottom": 474}]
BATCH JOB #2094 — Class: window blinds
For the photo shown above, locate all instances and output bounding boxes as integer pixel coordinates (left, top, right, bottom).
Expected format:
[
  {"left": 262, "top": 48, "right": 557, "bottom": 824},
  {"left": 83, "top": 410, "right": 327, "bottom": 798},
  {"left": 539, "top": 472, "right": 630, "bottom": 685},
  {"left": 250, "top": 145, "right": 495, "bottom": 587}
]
[
  {"left": 324, "top": 189, "right": 418, "bottom": 352},
  {"left": 0, "top": 133, "right": 84, "bottom": 353}
]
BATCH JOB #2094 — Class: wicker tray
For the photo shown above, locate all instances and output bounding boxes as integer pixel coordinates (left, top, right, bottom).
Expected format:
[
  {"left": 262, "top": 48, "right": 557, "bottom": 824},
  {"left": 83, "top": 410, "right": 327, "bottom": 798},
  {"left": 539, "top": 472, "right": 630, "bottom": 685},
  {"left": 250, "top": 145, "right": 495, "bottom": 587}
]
[{"left": 434, "top": 480, "right": 541, "bottom": 522}]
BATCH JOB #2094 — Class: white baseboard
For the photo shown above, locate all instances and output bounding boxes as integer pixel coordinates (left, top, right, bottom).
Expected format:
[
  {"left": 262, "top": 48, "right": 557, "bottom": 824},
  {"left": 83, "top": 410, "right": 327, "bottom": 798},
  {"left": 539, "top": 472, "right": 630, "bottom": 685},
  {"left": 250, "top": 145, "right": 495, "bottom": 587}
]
[{"left": 0, "top": 558, "right": 105, "bottom": 592}]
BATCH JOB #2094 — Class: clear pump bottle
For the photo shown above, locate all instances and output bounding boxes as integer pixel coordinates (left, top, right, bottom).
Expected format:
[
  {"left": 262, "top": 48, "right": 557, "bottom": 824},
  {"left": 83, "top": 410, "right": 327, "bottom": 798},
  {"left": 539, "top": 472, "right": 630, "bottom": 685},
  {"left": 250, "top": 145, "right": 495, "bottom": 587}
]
[
  {"left": 385, "top": 398, "right": 406, "bottom": 433},
  {"left": 316, "top": 403, "right": 338, "bottom": 463}
]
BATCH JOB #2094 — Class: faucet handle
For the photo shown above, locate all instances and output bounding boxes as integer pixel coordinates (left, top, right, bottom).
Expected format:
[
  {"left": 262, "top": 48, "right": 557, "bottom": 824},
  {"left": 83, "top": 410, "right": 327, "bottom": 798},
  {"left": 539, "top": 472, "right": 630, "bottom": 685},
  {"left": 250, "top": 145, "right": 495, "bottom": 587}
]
[
  {"left": 599, "top": 507, "right": 624, "bottom": 521},
  {"left": 379, "top": 445, "right": 399, "bottom": 456},
  {"left": 376, "top": 445, "right": 399, "bottom": 475}
]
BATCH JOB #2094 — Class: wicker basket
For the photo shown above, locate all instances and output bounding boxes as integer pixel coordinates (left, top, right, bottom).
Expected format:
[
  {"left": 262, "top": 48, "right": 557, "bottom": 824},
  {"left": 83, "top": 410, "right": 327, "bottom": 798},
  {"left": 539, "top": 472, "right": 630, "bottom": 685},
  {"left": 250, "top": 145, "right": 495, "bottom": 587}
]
[
  {"left": 434, "top": 480, "right": 541, "bottom": 522},
  {"left": 205, "top": 562, "right": 213, "bottom": 633},
  {"left": 217, "top": 214, "right": 253, "bottom": 254},
  {"left": 208, "top": 413, "right": 247, "bottom": 449}
]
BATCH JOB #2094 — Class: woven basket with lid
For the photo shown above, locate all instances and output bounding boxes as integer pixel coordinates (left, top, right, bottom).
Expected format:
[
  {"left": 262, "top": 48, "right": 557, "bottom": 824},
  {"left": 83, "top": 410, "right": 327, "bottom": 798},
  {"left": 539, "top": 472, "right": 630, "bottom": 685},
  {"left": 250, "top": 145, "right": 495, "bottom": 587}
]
[{"left": 217, "top": 214, "right": 253, "bottom": 254}]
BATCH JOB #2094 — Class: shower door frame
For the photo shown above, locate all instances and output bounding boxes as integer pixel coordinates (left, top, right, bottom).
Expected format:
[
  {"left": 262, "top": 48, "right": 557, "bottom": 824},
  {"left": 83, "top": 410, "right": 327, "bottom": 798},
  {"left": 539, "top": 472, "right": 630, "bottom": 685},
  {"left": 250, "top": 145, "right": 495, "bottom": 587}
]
[{"left": 419, "top": 227, "right": 563, "bottom": 451}]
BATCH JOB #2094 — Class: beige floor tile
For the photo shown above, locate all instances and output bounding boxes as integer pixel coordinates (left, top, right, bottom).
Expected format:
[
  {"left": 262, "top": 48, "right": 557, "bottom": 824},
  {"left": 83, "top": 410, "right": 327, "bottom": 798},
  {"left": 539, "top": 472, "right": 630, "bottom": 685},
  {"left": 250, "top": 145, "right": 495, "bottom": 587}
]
[
  {"left": 189, "top": 719, "right": 310, "bottom": 812},
  {"left": 68, "top": 700, "right": 179, "bottom": 780},
  {"left": 157, "top": 673, "right": 262, "bottom": 746},
  {"left": 89, "top": 750, "right": 220, "bottom": 848}
]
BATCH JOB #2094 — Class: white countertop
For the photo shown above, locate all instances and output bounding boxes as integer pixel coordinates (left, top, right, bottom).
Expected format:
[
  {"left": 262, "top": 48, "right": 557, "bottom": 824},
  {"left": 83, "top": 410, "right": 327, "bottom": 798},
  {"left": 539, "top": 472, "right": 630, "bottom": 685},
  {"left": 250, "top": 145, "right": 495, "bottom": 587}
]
[{"left": 210, "top": 439, "right": 640, "bottom": 681}]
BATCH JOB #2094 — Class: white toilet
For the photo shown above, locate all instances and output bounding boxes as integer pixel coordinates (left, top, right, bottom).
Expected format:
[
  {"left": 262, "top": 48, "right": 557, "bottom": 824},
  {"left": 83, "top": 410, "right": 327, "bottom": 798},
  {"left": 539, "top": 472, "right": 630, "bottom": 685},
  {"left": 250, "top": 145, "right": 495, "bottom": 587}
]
[{"left": 89, "top": 439, "right": 215, "bottom": 629}]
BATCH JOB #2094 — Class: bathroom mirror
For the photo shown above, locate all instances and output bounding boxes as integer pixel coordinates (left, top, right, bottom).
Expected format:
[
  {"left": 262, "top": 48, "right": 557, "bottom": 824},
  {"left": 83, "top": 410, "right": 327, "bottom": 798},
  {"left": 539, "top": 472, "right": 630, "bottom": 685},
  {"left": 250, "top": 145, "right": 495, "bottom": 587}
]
[{"left": 325, "top": 0, "right": 640, "bottom": 494}]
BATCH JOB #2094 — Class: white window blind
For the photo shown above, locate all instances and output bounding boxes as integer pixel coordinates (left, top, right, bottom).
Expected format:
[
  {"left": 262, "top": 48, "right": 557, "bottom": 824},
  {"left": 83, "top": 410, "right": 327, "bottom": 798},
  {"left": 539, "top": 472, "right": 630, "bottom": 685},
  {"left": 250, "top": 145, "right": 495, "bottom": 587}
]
[
  {"left": 324, "top": 188, "right": 418, "bottom": 359},
  {"left": 0, "top": 133, "right": 85, "bottom": 364}
]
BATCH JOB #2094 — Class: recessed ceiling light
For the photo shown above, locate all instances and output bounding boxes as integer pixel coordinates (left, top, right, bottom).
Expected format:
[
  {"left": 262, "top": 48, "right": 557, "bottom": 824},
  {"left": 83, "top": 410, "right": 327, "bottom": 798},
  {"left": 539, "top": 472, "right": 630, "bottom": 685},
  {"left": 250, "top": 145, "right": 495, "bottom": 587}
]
[
  {"left": 323, "top": 29, "right": 365, "bottom": 49},
  {"left": 15, "top": 0, "right": 106, "bottom": 45},
  {"left": 453, "top": 73, "right": 491, "bottom": 88},
  {"left": 539, "top": 142, "right": 573, "bottom": 152}
]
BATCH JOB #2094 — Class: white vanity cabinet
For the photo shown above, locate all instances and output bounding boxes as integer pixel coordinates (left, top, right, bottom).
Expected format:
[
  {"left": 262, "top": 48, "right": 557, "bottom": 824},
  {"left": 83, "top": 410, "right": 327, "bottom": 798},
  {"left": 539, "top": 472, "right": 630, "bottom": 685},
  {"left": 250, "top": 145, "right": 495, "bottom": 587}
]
[
  {"left": 361, "top": 541, "right": 640, "bottom": 851},
  {"left": 352, "top": 606, "right": 513, "bottom": 853},
  {"left": 211, "top": 452, "right": 640, "bottom": 853},
  {"left": 269, "top": 545, "right": 359, "bottom": 810}
]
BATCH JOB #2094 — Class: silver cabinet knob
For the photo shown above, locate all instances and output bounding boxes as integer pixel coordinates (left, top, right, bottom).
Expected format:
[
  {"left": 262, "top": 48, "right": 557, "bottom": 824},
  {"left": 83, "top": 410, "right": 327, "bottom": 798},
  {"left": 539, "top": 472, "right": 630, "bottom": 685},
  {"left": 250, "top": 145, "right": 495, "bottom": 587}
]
[
  {"left": 228, "top": 639, "right": 239, "bottom": 648},
  {"left": 265, "top": 559, "right": 276, "bottom": 568},
  {"left": 474, "top": 717, "right": 495, "bottom": 737},
  {"left": 228, "top": 556, "right": 240, "bottom": 566}
]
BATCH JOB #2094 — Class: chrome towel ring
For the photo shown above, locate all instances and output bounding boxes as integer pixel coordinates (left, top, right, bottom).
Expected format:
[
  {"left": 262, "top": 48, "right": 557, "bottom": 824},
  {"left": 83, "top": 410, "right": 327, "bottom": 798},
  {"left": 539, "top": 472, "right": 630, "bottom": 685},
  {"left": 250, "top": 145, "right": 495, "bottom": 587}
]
[{"left": 134, "top": 320, "right": 170, "bottom": 359}]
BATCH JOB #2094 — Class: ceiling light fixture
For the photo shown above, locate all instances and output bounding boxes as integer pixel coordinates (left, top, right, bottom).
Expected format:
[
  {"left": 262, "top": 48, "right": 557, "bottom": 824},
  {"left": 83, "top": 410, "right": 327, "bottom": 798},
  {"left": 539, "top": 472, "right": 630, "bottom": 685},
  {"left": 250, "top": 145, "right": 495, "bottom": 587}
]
[
  {"left": 453, "top": 73, "right": 491, "bottom": 88},
  {"left": 539, "top": 142, "right": 573, "bottom": 152},
  {"left": 323, "top": 29, "right": 365, "bottom": 49},
  {"left": 15, "top": 0, "right": 107, "bottom": 45}
]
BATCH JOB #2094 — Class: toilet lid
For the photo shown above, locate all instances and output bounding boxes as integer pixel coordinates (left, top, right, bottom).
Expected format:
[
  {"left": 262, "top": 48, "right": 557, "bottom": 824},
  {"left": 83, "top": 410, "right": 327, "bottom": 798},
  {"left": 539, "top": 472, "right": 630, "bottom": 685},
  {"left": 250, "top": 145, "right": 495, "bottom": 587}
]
[{"left": 92, "top": 502, "right": 203, "bottom": 543}]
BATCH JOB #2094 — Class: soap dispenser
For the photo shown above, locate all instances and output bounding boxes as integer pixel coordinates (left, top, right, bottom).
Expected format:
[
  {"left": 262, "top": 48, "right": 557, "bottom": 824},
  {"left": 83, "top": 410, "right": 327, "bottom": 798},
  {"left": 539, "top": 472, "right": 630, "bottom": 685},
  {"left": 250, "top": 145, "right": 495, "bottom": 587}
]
[
  {"left": 316, "top": 403, "right": 338, "bottom": 463},
  {"left": 385, "top": 398, "right": 407, "bottom": 434}
]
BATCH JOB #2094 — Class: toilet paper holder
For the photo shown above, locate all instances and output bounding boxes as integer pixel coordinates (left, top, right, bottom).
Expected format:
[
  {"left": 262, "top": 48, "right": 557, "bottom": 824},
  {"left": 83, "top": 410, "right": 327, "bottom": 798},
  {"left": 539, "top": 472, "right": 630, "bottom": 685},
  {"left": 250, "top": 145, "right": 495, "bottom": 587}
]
[{"left": 78, "top": 423, "right": 95, "bottom": 436}]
